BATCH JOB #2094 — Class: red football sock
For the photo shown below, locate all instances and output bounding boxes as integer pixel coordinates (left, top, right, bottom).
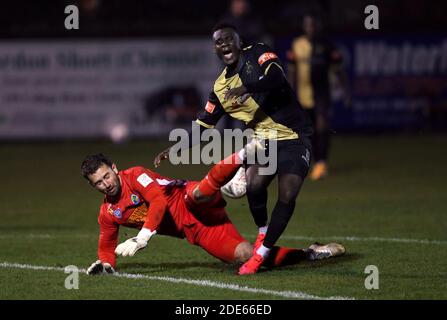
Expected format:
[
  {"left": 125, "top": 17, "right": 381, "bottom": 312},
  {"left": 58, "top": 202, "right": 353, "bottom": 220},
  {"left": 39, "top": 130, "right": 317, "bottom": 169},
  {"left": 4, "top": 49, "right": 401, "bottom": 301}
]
[
  {"left": 263, "top": 246, "right": 308, "bottom": 268},
  {"left": 197, "top": 153, "right": 242, "bottom": 197}
]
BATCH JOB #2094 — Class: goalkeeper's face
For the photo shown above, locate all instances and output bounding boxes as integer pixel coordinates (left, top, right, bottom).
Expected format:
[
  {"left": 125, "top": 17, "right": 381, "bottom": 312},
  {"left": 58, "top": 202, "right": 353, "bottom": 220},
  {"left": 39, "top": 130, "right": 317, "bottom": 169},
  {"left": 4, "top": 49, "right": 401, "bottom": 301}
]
[{"left": 87, "top": 163, "right": 122, "bottom": 198}]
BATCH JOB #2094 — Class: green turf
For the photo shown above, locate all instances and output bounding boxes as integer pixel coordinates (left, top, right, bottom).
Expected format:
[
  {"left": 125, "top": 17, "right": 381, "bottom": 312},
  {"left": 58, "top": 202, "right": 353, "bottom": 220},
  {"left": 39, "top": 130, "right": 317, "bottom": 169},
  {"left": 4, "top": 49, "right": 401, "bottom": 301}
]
[{"left": 0, "top": 134, "right": 446, "bottom": 300}]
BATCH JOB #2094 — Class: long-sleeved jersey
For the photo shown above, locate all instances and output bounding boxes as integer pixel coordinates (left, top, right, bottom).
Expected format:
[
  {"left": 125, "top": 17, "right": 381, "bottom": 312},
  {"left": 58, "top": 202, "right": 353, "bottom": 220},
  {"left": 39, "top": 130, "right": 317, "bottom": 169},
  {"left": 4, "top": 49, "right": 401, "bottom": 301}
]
[{"left": 97, "top": 166, "right": 187, "bottom": 267}]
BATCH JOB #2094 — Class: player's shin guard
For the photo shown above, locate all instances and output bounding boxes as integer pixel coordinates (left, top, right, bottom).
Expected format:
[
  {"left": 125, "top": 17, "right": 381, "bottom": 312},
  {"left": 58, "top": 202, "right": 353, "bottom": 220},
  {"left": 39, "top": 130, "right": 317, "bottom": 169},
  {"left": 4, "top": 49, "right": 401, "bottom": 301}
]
[
  {"left": 197, "top": 153, "right": 242, "bottom": 197},
  {"left": 263, "top": 201, "right": 296, "bottom": 248}
]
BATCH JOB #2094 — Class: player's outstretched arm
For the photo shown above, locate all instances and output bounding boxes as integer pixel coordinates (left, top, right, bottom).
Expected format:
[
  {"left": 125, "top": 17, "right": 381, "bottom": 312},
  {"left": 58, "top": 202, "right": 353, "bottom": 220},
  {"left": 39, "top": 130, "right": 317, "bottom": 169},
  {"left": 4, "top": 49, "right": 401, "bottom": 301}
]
[
  {"left": 154, "top": 147, "right": 171, "bottom": 168},
  {"left": 224, "top": 85, "right": 248, "bottom": 101},
  {"left": 154, "top": 91, "right": 225, "bottom": 168},
  {"left": 153, "top": 123, "right": 209, "bottom": 168}
]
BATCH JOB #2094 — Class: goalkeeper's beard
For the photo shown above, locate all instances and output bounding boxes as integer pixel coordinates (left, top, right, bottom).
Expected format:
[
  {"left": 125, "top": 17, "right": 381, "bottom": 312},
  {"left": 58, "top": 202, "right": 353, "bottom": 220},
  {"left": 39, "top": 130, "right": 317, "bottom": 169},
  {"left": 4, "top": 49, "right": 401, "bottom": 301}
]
[
  {"left": 105, "top": 174, "right": 122, "bottom": 198},
  {"left": 106, "top": 184, "right": 121, "bottom": 198}
]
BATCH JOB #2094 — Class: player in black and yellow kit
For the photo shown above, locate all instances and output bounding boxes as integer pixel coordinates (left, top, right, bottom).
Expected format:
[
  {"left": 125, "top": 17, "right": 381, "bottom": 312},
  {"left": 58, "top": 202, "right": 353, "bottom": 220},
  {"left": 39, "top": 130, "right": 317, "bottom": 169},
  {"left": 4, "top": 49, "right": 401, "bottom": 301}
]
[
  {"left": 155, "top": 23, "right": 316, "bottom": 275},
  {"left": 287, "top": 15, "right": 350, "bottom": 180}
]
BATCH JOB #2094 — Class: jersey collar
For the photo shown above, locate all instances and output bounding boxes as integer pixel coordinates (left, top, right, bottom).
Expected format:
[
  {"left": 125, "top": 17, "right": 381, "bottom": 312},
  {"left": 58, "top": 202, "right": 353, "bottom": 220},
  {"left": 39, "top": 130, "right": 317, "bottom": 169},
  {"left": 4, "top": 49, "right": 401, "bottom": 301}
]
[{"left": 225, "top": 51, "right": 246, "bottom": 78}]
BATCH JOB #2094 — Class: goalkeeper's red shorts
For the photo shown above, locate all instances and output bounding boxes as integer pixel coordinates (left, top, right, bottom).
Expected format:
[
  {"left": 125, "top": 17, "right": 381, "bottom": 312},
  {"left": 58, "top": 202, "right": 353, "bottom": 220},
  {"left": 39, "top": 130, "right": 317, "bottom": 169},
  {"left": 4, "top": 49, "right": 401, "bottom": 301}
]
[{"left": 181, "top": 181, "right": 246, "bottom": 263}]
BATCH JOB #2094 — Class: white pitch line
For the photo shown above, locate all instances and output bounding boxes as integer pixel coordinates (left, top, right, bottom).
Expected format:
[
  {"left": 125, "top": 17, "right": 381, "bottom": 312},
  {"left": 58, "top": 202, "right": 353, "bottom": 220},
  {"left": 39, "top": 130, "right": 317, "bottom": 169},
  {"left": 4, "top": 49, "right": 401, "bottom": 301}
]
[
  {"left": 277, "top": 235, "right": 447, "bottom": 245},
  {"left": 1, "top": 233, "right": 446, "bottom": 245},
  {"left": 240, "top": 234, "right": 447, "bottom": 245},
  {"left": 0, "top": 262, "right": 354, "bottom": 300}
]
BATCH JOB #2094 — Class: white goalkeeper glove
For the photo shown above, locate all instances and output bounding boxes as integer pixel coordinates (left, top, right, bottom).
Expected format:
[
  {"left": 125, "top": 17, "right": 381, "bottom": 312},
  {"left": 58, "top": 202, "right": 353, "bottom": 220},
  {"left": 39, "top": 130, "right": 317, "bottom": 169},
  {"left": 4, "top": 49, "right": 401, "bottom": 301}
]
[
  {"left": 115, "top": 227, "right": 156, "bottom": 257},
  {"left": 86, "top": 260, "right": 115, "bottom": 275}
]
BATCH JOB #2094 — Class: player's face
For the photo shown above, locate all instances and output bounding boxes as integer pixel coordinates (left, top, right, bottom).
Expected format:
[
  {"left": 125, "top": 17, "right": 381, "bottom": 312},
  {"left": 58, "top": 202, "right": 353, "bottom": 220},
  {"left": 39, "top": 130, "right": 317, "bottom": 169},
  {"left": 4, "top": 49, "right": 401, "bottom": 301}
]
[
  {"left": 213, "top": 28, "right": 241, "bottom": 66},
  {"left": 88, "top": 163, "right": 121, "bottom": 197}
]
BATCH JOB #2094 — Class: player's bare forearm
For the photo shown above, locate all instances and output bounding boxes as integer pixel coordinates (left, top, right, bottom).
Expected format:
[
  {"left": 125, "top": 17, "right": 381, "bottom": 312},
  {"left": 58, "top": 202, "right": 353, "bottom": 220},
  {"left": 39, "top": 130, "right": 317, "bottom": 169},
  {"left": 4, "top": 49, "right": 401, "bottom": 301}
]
[
  {"left": 154, "top": 125, "right": 208, "bottom": 167},
  {"left": 154, "top": 147, "right": 171, "bottom": 168}
]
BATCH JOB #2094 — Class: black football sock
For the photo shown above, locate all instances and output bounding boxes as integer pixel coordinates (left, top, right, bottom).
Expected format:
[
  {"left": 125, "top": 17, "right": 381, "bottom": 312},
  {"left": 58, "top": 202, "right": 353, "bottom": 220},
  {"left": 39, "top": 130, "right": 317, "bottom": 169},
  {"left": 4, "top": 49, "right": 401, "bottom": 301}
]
[
  {"left": 246, "top": 189, "right": 268, "bottom": 228},
  {"left": 263, "top": 201, "right": 296, "bottom": 248}
]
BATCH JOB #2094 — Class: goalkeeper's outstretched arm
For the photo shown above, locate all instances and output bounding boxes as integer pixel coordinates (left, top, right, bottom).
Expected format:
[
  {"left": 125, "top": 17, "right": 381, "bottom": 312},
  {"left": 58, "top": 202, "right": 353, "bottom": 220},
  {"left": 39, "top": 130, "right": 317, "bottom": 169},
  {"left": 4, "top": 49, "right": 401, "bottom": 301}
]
[
  {"left": 87, "top": 216, "right": 119, "bottom": 275},
  {"left": 115, "top": 168, "right": 167, "bottom": 258}
]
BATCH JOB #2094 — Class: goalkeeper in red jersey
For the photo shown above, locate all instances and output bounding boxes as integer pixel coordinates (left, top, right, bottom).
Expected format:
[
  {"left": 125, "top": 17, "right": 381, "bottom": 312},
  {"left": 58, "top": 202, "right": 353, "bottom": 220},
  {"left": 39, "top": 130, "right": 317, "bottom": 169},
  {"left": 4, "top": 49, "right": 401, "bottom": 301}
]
[{"left": 82, "top": 143, "right": 345, "bottom": 275}]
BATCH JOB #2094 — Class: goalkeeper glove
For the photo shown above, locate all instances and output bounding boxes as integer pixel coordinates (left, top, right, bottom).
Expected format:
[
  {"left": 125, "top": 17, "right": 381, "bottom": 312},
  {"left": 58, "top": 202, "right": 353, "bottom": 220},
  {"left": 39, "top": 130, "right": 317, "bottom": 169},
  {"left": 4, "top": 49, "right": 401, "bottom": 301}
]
[
  {"left": 86, "top": 260, "right": 115, "bottom": 275},
  {"left": 115, "top": 227, "right": 156, "bottom": 257}
]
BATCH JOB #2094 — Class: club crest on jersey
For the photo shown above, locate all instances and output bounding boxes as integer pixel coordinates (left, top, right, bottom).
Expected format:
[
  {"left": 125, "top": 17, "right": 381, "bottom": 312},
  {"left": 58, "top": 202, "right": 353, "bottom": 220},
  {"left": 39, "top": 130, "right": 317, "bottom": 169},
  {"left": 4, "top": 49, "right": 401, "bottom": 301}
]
[
  {"left": 113, "top": 208, "right": 122, "bottom": 219},
  {"left": 131, "top": 194, "right": 140, "bottom": 205}
]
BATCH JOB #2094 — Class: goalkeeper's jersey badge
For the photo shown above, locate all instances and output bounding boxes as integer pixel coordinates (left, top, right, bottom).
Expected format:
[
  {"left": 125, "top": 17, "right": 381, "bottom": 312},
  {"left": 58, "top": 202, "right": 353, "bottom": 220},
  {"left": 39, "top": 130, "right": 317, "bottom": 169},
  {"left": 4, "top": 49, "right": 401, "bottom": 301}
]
[
  {"left": 107, "top": 204, "right": 122, "bottom": 219},
  {"left": 113, "top": 208, "right": 122, "bottom": 219},
  {"left": 131, "top": 194, "right": 140, "bottom": 205}
]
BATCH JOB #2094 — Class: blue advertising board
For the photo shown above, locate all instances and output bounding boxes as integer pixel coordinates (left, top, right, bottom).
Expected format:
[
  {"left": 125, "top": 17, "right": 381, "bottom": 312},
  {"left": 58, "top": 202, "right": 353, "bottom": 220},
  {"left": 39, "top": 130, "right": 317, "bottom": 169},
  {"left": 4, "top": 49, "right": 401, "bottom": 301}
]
[{"left": 276, "top": 35, "right": 447, "bottom": 131}]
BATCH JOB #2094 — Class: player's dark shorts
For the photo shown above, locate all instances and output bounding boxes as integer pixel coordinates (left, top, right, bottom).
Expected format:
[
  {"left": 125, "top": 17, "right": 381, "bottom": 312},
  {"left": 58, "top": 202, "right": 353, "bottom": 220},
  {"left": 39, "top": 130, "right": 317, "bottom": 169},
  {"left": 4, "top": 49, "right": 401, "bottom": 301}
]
[{"left": 247, "top": 137, "right": 313, "bottom": 177}]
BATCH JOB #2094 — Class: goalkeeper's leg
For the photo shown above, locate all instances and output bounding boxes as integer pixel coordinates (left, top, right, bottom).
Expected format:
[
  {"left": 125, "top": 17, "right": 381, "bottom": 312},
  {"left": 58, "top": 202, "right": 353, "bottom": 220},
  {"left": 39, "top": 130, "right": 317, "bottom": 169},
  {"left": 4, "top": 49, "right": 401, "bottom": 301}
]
[
  {"left": 189, "top": 152, "right": 243, "bottom": 204},
  {"left": 263, "top": 246, "right": 308, "bottom": 267},
  {"left": 234, "top": 243, "right": 308, "bottom": 266},
  {"left": 199, "top": 218, "right": 314, "bottom": 266},
  {"left": 188, "top": 138, "right": 263, "bottom": 204}
]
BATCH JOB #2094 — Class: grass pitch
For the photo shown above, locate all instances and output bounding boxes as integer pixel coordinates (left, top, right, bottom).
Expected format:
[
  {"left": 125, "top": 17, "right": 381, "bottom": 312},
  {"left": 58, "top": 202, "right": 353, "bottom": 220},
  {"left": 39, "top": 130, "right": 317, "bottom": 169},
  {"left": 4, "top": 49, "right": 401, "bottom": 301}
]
[{"left": 0, "top": 134, "right": 446, "bottom": 300}]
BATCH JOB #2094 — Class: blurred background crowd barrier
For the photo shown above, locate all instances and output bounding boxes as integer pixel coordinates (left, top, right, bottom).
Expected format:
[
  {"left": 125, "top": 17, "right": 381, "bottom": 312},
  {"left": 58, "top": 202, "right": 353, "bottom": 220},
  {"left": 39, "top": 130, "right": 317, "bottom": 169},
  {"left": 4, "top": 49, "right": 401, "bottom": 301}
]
[{"left": 0, "top": 0, "right": 445, "bottom": 141}]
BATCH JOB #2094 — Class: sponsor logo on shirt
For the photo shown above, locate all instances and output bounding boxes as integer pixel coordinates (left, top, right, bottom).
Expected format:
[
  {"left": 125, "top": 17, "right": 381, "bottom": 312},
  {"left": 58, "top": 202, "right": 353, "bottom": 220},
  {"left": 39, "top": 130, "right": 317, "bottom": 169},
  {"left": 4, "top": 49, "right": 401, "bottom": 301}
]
[
  {"left": 137, "top": 173, "right": 153, "bottom": 188},
  {"left": 258, "top": 52, "right": 278, "bottom": 66},
  {"left": 126, "top": 203, "right": 148, "bottom": 226},
  {"left": 205, "top": 101, "right": 216, "bottom": 113}
]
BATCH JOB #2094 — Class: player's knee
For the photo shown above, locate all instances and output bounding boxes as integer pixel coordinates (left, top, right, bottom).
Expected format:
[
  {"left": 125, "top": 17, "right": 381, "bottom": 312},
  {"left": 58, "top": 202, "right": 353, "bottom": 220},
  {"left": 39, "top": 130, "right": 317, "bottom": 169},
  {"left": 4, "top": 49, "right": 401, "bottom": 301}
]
[
  {"left": 234, "top": 241, "right": 252, "bottom": 263},
  {"left": 278, "top": 181, "right": 300, "bottom": 203},
  {"left": 279, "top": 190, "right": 299, "bottom": 204},
  {"left": 246, "top": 180, "right": 266, "bottom": 195},
  {"left": 278, "top": 175, "right": 303, "bottom": 203}
]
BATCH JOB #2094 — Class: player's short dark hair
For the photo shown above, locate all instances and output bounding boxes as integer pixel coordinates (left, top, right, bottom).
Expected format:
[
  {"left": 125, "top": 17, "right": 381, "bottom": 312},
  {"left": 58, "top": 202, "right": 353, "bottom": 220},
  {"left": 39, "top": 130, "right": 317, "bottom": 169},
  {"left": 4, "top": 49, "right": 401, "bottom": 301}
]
[
  {"left": 212, "top": 22, "right": 239, "bottom": 34},
  {"left": 80, "top": 153, "right": 113, "bottom": 179}
]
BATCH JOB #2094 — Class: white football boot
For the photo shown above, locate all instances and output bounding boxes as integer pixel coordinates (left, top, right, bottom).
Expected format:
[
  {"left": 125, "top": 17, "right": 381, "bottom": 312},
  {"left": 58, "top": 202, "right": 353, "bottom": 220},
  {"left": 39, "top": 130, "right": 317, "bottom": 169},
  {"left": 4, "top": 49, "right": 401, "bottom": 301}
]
[{"left": 307, "top": 242, "right": 346, "bottom": 261}]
